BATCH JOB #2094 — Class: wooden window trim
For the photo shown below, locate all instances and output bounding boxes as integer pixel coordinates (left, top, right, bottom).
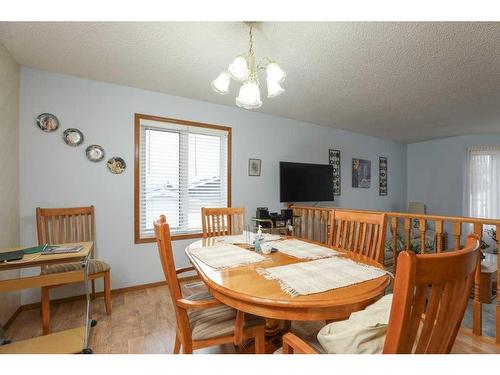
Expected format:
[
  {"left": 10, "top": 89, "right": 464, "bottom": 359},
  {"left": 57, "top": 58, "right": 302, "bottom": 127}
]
[{"left": 134, "top": 113, "right": 232, "bottom": 244}]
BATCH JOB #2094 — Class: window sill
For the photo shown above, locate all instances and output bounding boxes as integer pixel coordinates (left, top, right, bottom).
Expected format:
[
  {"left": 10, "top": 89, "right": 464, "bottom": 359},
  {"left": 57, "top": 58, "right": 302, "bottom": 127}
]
[{"left": 135, "top": 232, "right": 203, "bottom": 244}]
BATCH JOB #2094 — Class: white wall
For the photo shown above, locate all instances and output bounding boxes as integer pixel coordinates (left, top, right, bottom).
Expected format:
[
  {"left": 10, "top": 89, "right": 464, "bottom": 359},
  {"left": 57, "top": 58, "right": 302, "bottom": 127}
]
[
  {"left": 19, "top": 68, "right": 407, "bottom": 304},
  {"left": 0, "top": 42, "right": 20, "bottom": 324},
  {"left": 407, "top": 134, "right": 500, "bottom": 217}
]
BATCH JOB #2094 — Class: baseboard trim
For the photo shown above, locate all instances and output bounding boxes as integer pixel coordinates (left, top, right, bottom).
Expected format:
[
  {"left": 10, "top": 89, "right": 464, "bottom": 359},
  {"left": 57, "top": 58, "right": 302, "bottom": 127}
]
[{"left": 16, "top": 275, "right": 199, "bottom": 313}]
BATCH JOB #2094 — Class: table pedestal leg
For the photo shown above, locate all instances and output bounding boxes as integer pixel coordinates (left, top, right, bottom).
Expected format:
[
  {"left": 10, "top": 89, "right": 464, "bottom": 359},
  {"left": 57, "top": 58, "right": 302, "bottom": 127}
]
[
  {"left": 264, "top": 318, "right": 285, "bottom": 353},
  {"left": 239, "top": 318, "right": 286, "bottom": 354},
  {"left": 265, "top": 318, "right": 281, "bottom": 336}
]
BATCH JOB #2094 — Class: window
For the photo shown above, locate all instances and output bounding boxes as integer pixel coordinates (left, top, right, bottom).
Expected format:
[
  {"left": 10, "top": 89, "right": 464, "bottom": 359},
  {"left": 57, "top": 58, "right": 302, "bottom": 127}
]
[
  {"left": 135, "top": 114, "right": 231, "bottom": 243},
  {"left": 467, "top": 146, "right": 500, "bottom": 219}
]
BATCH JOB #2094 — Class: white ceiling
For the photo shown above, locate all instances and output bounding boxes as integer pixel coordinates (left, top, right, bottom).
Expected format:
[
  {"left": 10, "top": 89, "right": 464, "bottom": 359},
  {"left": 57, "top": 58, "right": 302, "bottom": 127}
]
[{"left": 0, "top": 22, "right": 499, "bottom": 143}]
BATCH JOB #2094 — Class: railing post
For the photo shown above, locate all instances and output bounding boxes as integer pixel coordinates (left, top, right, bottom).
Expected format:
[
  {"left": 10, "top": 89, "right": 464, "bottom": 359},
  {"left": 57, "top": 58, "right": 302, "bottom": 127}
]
[
  {"left": 473, "top": 223, "right": 483, "bottom": 336},
  {"left": 391, "top": 217, "right": 398, "bottom": 271}
]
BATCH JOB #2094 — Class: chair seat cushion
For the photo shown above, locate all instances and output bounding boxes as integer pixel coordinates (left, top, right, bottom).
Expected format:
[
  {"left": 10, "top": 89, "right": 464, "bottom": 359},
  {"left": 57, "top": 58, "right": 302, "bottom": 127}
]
[
  {"left": 186, "top": 291, "right": 265, "bottom": 341},
  {"left": 317, "top": 294, "right": 393, "bottom": 354},
  {"left": 41, "top": 259, "right": 110, "bottom": 275}
]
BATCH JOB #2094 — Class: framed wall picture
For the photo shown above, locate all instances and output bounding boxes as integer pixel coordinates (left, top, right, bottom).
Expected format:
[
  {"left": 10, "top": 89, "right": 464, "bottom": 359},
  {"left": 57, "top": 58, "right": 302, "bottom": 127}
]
[
  {"left": 352, "top": 158, "right": 371, "bottom": 188},
  {"left": 328, "top": 149, "right": 341, "bottom": 196},
  {"left": 248, "top": 158, "right": 261, "bottom": 176},
  {"left": 379, "top": 156, "right": 388, "bottom": 196}
]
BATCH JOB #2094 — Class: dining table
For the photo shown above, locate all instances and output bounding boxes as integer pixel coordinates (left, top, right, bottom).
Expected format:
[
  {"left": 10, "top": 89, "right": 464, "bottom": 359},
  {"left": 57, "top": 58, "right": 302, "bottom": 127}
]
[{"left": 185, "top": 236, "right": 391, "bottom": 351}]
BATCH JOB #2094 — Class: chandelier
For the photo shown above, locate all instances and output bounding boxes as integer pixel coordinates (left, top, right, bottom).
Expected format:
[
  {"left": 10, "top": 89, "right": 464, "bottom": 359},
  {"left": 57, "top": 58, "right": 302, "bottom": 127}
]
[{"left": 211, "top": 22, "right": 286, "bottom": 110}]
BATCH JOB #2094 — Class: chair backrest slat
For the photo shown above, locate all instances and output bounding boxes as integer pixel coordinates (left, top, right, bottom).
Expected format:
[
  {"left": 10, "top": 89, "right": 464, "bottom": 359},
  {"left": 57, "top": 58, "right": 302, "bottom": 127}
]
[
  {"left": 332, "top": 210, "right": 387, "bottom": 264},
  {"left": 201, "top": 207, "right": 245, "bottom": 238},
  {"left": 383, "top": 234, "right": 480, "bottom": 354},
  {"left": 36, "top": 206, "right": 95, "bottom": 249}
]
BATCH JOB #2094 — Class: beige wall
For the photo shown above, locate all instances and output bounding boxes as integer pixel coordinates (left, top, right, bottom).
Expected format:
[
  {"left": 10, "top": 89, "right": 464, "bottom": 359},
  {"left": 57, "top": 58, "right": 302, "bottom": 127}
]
[{"left": 0, "top": 41, "right": 20, "bottom": 325}]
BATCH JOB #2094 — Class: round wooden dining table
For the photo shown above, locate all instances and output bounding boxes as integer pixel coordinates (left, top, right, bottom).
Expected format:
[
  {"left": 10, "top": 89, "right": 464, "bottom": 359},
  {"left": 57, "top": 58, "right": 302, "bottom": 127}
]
[{"left": 185, "top": 236, "right": 391, "bottom": 347}]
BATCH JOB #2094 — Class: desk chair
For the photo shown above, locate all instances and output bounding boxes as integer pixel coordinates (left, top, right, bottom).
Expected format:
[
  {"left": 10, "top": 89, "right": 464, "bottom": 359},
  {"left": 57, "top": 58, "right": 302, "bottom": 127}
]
[{"left": 36, "top": 206, "right": 112, "bottom": 335}]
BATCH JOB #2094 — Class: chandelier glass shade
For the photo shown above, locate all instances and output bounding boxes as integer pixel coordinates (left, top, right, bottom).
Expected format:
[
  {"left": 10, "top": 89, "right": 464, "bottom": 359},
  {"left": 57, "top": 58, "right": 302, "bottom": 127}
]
[
  {"left": 211, "top": 71, "right": 231, "bottom": 94},
  {"left": 211, "top": 23, "right": 285, "bottom": 109},
  {"left": 228, "top": 55, "right": 249, "bottom": 81},
  {"left": 236, "top": 80, "right": 262, "bottom": 109},
  {"left": 266, "top": 77, "right": 285, "bottom": 98}
]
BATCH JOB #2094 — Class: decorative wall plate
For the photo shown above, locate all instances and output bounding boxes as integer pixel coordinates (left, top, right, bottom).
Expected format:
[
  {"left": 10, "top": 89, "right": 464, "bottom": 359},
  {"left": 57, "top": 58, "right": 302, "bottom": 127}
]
[
  {"left": 62, "top": 128, "right": 84, "bottom": 146},
  {"left": 36, "top": 113, "right": 59, "bottom": 132},
  {"left": 86, "top": 145, "right": 105, "bottom": 162},
  {"left": 107, "top": 157, "right": 126, "bottom": 174}
]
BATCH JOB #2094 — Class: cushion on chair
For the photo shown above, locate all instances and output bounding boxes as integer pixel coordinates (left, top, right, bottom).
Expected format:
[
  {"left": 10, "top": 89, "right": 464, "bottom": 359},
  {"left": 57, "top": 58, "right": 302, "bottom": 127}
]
[
  {"left": 186, "top": 291, "right": 265, "bottom": 341},
  {"left": 316, "top": 294, "right": 393, "bottom": 354},
  {"left": 40, "top": 259, "right": 110, "bottom": 275}
]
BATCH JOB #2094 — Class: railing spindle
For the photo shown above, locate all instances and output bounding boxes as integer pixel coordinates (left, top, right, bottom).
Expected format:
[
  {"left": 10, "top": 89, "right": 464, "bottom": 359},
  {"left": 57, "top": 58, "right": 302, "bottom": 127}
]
[
  {"left": 473, "top": 223, "right": 483, "bottom": 336},
  {"left": 419, "top": 218, "right": 427, "bottom": 254},
  {"left": 318, "top": 212, "right": 322, "bottom": 243},
  {"left": 404, "top": 218, "right": 411, "bottom": 251},
  {"left": 311, "top": 209, "right": 315, "bottom": 241},
  {"left": 304, "top": 210, "right": 309, "bottom": 239},
  {"left": 453, "top": 222, "right": 462, "bottom": 250},
  {"left": 391, "top": 217, "right": 398, "bottom": 271},
  {"left": 435, "top": 220, "right": 444, "bottom": 252}
]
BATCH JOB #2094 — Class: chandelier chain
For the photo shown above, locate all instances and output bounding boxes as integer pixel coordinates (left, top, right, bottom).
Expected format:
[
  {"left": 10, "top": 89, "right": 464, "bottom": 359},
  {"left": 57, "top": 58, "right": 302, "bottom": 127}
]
[{"left": 248, "top": 24, "right": 253, "bottom": 56}]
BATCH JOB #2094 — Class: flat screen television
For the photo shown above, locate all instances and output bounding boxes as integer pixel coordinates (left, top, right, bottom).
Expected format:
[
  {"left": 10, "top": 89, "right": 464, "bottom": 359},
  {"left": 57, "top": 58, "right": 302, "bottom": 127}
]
[{"left": 280, "top": 161, "right": 334, "bottom": 202}]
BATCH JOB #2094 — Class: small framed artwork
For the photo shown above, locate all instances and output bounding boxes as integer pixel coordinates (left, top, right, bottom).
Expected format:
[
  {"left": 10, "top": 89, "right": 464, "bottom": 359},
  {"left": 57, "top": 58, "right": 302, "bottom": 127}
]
[
  {"left": 352, "top": 158, "right": 371, "bottom": 188},
  {"left": 328, "top": 149, "right": 341, "bottom": 196},
  {"left": 248, "top": 159, "right": 261, "bottom": 176},
  {"left": 379, "top": 157, "right": 388, "bottom": 196}
]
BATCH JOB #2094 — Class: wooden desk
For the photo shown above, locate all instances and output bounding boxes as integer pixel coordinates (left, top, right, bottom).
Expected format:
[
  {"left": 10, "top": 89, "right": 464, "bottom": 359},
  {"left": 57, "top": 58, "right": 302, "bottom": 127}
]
[
  {"left": 185, "top": 237, "right": 390, "bottom": 328},
  {"left": 0, "top": 242, "right": 94, "bottom": 354}
]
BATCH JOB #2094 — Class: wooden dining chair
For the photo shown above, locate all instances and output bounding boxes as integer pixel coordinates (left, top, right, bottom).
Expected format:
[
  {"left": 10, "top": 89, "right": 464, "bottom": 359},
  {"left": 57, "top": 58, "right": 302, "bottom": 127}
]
[
  {"left": 330, "top": 210, "right": 387, "bottom": 265},
  {"left": 154, "top": 215, "right": 265, "bottom": 354},
  {"left": 201, "top": 207, "right": 245, "bottom": 238},
  {"left": 282, "top": 234, "right": 481, "bottom": 354},
  {"left": 36, "top": 206, "right": 112, "bottom": 335}
]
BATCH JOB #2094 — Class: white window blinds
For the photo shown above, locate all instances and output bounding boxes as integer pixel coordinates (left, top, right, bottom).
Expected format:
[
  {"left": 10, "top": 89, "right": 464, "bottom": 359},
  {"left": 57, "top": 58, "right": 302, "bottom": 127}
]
[
  {"left": 138, "top": 117, "right": 229, "bottom": 239},
  {"left": 467, "top": 146, "right": 500, "bottom": 219}
]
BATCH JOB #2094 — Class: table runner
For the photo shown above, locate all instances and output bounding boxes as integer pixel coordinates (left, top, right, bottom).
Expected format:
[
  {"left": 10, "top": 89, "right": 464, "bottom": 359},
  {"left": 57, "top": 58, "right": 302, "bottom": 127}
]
[
  {"left": 270, "top": 239, "right": 338, "bottom": 260},
  {"left": 188, "top": 244, "right": 266, "bottom": 269},
  {"left": 257, "top": 257, "right": 388, "bottom": 296}
]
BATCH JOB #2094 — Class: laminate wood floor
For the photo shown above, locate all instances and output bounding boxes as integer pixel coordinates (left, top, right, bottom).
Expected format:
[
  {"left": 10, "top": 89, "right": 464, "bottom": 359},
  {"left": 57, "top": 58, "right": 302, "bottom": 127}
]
[{"left": 5, "top": 283, "right": 500, "bottom": 354}]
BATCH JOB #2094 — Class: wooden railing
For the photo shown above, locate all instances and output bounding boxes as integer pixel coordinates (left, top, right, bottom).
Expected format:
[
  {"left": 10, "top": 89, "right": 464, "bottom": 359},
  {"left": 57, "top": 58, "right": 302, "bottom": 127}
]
[
  {"left": 291, "top": 206, "right": 333, "bottom": 244},
  {"left": 291, "top": 205, "right": 500, "bottom": 343}
]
